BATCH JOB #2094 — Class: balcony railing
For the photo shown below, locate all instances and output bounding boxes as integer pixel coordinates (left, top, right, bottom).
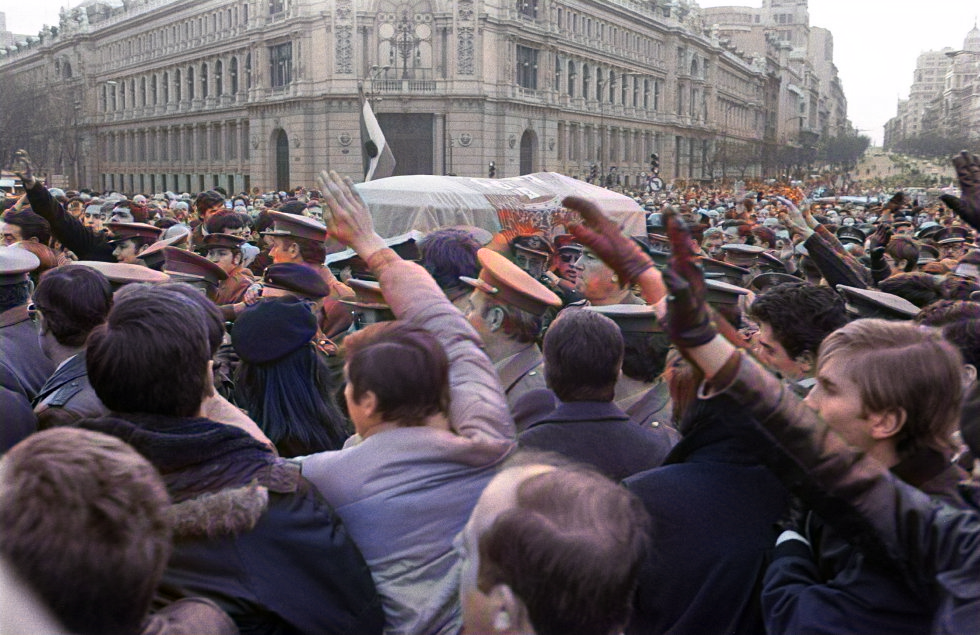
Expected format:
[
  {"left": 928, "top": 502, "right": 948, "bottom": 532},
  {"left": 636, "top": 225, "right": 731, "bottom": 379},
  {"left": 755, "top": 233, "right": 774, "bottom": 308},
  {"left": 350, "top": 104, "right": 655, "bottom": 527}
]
[{"left": 374, "top": 79, "right": 437, "bottom": 93}]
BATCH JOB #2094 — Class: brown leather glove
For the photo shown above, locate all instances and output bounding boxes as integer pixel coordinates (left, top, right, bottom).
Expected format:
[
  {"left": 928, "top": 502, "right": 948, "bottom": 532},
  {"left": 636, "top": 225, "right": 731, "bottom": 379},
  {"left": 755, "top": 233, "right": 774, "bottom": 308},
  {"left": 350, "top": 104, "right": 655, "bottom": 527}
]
[
  {"left": 564, "top": 195, "right": 653, "bottom": 284},
  {"left": 663, "top": 210, "right": 716, "bottom": 348}
]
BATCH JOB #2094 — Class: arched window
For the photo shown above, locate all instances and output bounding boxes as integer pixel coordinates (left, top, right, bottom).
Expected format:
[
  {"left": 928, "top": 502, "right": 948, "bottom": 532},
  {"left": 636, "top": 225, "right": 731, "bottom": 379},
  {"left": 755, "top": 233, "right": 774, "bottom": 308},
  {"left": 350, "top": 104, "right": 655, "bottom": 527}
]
[
  {"left": 582, "top": 64, "right": 590, "bottom": 99},
  {"left": 201, "top": 63, "right": 208, "bottom": 98},
  {"left": 187, "top": 66, "right": 194, "bottom": 100},
  {"left": 215, "top": 60, "right": 224, "bottom": 96},
  {"left": 245, "top": 53, "right": 252, "bottom": 89},
  {"left": 567, "top": 60, "right": 576, "bottom": 97},
  {"left": 230, "top": 57, "right": 239, "bottom": 94},
  {"left": 376, "top": 2, "right": 435, "bottom": 81}
]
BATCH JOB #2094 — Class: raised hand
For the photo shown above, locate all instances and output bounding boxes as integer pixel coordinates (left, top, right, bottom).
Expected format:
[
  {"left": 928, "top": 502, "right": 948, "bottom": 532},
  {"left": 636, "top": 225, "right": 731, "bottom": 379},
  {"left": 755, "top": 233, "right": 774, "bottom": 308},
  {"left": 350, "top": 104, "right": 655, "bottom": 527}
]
[
  {"left": 564, "top": 195, "right": 654, "bottom": 284},
  {"left": 868, "top": 223, "right": 892, "bottom": 251},
  {"left": 317, "top": 170, "right": 385, "bottom": 257},
  {"left": 662, "top": 210, "right": 716, "bottom": 349},
  {"left": 777, "top": 195, "right": 816, "bottom": 232},
  {"left": 10, "top": 149, "right": 36, "bottom": 188}
]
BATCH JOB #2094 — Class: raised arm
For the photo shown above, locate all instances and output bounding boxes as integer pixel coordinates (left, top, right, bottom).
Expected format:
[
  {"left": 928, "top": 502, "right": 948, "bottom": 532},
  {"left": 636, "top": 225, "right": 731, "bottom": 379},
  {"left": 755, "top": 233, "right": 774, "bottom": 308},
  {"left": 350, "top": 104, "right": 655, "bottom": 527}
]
[
  {"left": 660, "top": 212, "right": 980, "bottom": 618},
  {"left": 318, "top": 170, "right": 513, "bottom": 442},
  {"left": 12, "top": 150, "right": 114, "bottom": 262},
  {"left": 564, "top": 195, "right": 667, "bottom": 304}
]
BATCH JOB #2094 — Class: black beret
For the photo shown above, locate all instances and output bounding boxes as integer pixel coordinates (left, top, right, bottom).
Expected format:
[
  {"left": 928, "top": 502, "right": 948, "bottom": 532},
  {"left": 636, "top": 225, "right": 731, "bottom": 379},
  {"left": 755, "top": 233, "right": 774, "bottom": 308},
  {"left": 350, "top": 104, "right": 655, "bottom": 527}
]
[
  {"left": 263, "top": 263, "right": 331, "bottom": 298},
  {"left": 231, "top": 297, "right": 317, "bottom": 365}
]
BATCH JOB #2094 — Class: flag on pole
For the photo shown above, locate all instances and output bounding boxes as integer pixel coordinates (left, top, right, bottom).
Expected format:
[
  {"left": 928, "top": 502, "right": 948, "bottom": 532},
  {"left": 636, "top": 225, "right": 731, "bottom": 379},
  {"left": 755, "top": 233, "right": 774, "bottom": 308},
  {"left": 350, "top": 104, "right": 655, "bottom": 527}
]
[{"left": 360, "top": 95, "right": 396, "bottom": 182}]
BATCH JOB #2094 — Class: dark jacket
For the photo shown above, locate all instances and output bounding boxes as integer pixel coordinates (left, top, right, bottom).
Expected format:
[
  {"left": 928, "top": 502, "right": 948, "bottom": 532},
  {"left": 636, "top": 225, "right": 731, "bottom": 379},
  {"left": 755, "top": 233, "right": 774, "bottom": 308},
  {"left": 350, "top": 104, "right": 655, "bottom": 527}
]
[
  {"left": 519, "top": 400, "right": 676, "bottom": 481},
  {"left": 624, "top": 399, "right": 791, "bottom": 635},
  {"left": 0, "top": 383, "right": 36, "bottom": 452},
  {"left": 762, "top": 447, "right": 971, "bottom": 635},
  {"left": 79, "top": 413, "right": 384, "bottom": 635},
  {"left": 708, "top": 352, "right": 980, "bottom": 635},
  {"left": 32, "top": 352, "right": 108, "bottom": 429},
  {"left": 26, "top": 182, "right": 115, "bottom": 262},
  {"left": 0, "top": 304, "right": 55, "bottom": 401},
  {"left": 621, "top": 380, "right": 675, "bottom": 430}
]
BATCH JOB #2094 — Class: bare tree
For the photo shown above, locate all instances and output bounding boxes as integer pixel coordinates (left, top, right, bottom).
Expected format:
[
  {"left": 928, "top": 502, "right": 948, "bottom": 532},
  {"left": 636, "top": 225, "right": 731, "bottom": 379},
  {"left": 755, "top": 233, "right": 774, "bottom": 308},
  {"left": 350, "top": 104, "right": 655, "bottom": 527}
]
[{"left": 0, "top": 70, "right": 79, "bottom": 183}]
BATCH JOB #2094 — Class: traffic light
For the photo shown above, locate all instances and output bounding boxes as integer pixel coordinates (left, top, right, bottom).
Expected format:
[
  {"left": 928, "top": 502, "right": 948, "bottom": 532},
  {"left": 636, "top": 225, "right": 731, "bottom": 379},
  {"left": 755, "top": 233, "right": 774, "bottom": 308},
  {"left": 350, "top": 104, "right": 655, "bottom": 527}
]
[
  {"left": 650, "top": 153, "right": 660, "bottom": 174},
  {"left": 488, "top": 161, "right": 496, "bottom": 178}
]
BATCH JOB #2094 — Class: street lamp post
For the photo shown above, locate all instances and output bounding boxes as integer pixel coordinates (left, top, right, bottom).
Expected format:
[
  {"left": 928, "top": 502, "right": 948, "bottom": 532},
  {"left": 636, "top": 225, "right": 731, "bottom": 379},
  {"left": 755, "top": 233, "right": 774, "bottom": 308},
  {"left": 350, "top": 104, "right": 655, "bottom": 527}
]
[
  {"left": 596, "top": 78, "right": 606, "bottom": 184},
  {"left": 72, "top": 101, "right": 81, "bottom": 189},
  {"left": 366, "top": 64, "right": 390, "bottom": 102}
]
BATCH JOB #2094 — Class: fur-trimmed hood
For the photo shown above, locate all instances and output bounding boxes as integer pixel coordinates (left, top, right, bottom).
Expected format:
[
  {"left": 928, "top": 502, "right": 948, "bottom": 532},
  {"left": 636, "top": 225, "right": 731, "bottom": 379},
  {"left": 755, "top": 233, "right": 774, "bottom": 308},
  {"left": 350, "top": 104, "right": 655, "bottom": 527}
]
[{"left": 168, "top": 482, "right": 270, "bottom": 539}]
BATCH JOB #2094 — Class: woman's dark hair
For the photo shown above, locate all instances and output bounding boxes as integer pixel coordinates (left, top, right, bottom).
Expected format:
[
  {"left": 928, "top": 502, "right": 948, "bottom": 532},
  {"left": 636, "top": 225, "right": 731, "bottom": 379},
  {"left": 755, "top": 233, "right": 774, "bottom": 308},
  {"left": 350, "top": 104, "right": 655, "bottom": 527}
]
[{"left": 234, "top": 345, "right": 351, "bottom": 457}]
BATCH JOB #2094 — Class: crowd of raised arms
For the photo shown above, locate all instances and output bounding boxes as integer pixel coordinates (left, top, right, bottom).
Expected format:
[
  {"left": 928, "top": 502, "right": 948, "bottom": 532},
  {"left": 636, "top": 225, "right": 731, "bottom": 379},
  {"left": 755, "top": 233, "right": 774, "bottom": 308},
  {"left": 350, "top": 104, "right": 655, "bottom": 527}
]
[{"left": 1, "top": 148, "right": 980, "bottom": 635}]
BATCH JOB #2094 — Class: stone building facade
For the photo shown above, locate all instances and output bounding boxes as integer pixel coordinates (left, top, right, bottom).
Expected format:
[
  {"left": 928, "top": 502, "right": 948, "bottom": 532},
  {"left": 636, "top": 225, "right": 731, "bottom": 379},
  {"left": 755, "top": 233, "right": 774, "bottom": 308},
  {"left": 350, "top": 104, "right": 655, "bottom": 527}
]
[
  {"left": 885, "top": 25, "right": 980, "bottom": 150},
  {"left": 702, "top": 0, "right": 850, "bottom": 147},
  {"left": 1, "top": 0, "right": 800, "bottom": 192},
  {"left": 884, "top": 48, "right": 954, "bottom": 148}
]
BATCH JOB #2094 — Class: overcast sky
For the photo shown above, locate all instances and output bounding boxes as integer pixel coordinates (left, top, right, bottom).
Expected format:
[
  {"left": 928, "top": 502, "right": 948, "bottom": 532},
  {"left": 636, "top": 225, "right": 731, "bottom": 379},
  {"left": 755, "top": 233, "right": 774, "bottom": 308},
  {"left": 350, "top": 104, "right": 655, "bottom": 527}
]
[{"left": 4, "top": 0, "right": 979, "bottom": 145}]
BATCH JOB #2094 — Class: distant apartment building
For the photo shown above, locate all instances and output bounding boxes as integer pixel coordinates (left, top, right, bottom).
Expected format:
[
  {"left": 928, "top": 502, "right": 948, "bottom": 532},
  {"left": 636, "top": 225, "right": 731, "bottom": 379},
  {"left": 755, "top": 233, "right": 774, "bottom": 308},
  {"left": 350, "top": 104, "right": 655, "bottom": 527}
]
[
  {"left": 885, "top": 25, "right": 980, "bottom": 149},
  {"left": 702, "top": 0, "right": 850, "bottom": 147}
]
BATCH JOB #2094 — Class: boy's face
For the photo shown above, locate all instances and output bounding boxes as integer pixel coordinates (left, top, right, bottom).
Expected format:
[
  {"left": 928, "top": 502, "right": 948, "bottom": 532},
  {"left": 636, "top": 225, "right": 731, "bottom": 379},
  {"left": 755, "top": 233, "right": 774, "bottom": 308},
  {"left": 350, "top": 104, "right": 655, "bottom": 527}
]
[
  {"left": 754, "top": 321, "right": 810, "bottom": 382},
  {"left": 804, "top": 355, "right": 875, "bottom": 452},
  {"left": 112, "top": 239, "right": 140, "bottom": 264}
]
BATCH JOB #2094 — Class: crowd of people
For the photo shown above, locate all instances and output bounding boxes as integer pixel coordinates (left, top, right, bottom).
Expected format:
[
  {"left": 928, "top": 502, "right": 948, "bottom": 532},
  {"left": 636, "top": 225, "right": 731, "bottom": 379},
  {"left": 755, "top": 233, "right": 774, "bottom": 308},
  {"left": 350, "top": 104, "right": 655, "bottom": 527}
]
[{"left": 2, "top": 146, "right": 980, "bottom": 635}]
